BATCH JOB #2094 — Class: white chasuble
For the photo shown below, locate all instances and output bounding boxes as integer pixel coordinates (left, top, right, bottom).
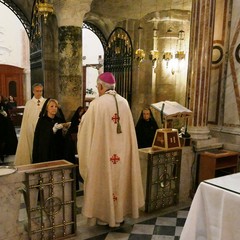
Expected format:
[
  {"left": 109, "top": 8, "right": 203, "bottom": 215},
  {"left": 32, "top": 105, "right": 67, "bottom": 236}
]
[{"left": 77, "top": 92, "right": 144, "bottom": 227}]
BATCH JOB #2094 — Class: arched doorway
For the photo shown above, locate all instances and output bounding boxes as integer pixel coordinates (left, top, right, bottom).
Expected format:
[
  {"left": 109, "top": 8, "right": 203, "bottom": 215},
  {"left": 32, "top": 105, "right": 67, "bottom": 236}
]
[
  {"left": 82, "top": 22, "right": 107, "bottom": 106},
  {"left": 0, "top": 64, "right": 24, "bottom": 105},
  {"left": 0, "top": 0, "right": 31, "bottom": 39},
  {"left": 0, "top": 2, "right": 30, "bottom": 103},
  {"left": 82, "top": 24, "right": 133, "bottom": 107}
]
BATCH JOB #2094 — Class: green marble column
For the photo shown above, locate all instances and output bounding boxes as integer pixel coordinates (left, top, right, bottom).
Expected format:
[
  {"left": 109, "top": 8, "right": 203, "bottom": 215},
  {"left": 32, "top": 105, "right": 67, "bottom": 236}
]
[{"left": 58, "top": 26, "right": 82, "bottom": 120}]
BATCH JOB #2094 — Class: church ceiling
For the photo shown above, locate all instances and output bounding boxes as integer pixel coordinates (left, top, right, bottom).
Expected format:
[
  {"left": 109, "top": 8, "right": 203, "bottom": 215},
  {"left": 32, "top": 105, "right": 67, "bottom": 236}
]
[
  {"left": 91, "top": 0, "right": 192, "bottom": 21},
  {"left": 1, "top": 0, "right": 192, "bottom": 39},
  {"left": 3, "top": 0, "right": 192, "bottom": 23}
]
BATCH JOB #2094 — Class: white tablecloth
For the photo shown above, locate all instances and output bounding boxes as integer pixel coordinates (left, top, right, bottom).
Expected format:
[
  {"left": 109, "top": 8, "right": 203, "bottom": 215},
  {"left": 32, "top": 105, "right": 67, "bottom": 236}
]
[{"left": 180, "top": 173, "right": 240, "bottom": 240}]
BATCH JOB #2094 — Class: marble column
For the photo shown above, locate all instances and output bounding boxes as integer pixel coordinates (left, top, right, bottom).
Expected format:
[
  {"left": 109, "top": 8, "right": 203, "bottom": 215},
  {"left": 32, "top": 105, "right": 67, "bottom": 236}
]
[
  {"left": 54, "top": 0, "right": 91, "bottom": 120},
  {"left": 187, "top": 0, "right": 216, "bottom": 140},
  {"left": 58, "top": 26, "right": 82, "bottom": 120}
]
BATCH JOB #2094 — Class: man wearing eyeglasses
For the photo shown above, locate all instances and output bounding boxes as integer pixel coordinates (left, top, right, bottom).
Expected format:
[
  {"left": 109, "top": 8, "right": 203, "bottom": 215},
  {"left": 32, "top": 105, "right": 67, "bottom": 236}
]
[{"left": 14, "top": 83, "right": 46, "bottom": 165}]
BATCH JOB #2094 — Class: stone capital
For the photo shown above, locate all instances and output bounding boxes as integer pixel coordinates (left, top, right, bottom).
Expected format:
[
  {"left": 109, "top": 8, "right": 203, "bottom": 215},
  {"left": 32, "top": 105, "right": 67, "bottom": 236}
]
[{"left": 53, "top": 0, "right": 92, "bottom": 27}]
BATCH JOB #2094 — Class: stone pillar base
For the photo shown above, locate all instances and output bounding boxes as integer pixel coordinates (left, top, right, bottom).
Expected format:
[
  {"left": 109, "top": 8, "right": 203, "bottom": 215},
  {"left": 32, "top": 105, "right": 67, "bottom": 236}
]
[{"left": 192, "top": 137, "right": 223, "bottom": 152}]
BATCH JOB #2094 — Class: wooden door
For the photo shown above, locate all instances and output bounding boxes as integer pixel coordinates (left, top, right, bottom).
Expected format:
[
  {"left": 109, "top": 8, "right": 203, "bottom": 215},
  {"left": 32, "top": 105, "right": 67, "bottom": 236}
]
[{"left": 0, "top": 64, "right": 24, "bottom": 105}]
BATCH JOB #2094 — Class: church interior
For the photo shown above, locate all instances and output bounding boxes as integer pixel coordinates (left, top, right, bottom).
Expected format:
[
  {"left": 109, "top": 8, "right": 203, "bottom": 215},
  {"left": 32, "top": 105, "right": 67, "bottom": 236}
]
[{"left": 1, "top": 0, "right": 240, "bottom": 239}]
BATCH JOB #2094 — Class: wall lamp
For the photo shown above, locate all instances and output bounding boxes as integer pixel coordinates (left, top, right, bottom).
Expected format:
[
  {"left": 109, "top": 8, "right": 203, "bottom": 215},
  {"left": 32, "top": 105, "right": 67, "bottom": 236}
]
[
  {"left": 175, "top": 51, "right": 185, "bottom": 60},
  {"left": 149, "top": 50, "right": 159, "bottom": 66},
  {"left": 163, "top": 51, "right": 173, "bottom": 67},
  {"left": 135, "top": 48, "right": 146, "bottom": 65}
]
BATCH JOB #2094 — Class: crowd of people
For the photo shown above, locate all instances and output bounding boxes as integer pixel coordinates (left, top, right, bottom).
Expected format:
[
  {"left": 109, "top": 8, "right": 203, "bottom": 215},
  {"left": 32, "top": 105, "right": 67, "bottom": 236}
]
[
  {"left": 0, "top": 95, "right": 18, "bottom": 163},
  {"left": 0, "top": 95, "right": 17, "bottom": 112},
  {"left": 1, "top": 72, "right": 161, "bottom": 228}
]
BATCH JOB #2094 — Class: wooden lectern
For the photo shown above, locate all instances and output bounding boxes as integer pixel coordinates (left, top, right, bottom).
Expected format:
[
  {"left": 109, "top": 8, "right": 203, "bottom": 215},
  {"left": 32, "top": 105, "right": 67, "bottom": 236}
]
[
  {"left": 152, "top": 128, "right": 181, "bottom": 150},
  {"left": 151, "top": 101, "right": 193, "bottom": 149}
]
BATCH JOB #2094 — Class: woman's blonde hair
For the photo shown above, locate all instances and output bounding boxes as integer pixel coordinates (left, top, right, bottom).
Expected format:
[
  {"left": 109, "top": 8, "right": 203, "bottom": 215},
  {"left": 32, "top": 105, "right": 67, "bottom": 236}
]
[
  {"left": 46, "top": 99, "right": 59, "bottom": 109},
  {"left": 39, "top": 98, "right": 62, "bottom": 118},
  {"left": 42, "top": 98, "right": 59, "bottom": 117}
]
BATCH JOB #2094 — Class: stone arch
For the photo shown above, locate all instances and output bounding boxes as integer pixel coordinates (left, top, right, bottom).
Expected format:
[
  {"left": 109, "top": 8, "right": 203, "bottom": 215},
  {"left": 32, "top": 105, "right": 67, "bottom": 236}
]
[
  {"left": 82, "top": 21, "right": 107, "bottom": 50},
  {"left": 0, "top": 0, "right": 31, "bottom": 39}
]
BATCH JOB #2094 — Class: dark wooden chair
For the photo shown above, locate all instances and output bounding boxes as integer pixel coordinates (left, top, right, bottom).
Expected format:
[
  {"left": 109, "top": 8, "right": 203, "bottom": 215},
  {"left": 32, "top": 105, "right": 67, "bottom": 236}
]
[{"left": 8, "top": 107, "right": 24, "bottom": 127}]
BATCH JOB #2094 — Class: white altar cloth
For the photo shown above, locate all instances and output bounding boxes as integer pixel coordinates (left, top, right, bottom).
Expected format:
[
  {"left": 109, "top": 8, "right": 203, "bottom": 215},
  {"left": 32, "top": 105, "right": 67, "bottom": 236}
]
[{"left": 180, "top": 173, "right": 240, "bottom": 240}]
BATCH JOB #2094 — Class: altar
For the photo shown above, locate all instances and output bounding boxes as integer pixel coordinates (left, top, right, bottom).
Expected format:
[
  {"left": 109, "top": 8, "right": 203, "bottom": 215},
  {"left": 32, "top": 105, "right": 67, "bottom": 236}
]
[{"left": 180, "top": 173, "right": 240, "bottom": 240}]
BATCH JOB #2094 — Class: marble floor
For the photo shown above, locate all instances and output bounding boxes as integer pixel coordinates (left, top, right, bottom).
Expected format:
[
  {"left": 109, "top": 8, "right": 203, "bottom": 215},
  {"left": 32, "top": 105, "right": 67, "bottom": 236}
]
[
  {"left": 17, "top": 191, "right": 190, "bottom": 240},
  {"left": 1, "top": 155, "right": 191, "bottom": 240},
  {"left": 70, "top": 197, "right": 190, "bottom": 240}
]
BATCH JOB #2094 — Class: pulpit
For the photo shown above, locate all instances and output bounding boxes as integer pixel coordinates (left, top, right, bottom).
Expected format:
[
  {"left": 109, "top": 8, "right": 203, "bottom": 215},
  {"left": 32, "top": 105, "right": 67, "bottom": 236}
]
[{"left": 139, "top": 148, "right": 182, "bottom": 212}]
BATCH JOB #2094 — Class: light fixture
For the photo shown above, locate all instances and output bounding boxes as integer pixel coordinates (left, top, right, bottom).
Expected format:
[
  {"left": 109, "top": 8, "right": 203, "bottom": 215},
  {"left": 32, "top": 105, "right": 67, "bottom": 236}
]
[
  {"left": 135, "top": 48, "right": 146, "bottom": 63},
  {"left": 135, "top": 25, "right": 145, "bottom": 65},
  {"left": 37, "top": 0, "right": 54, "bottom": 23},
  {"left": 175, "top": 0, "right": 186, "bottom": 61},
  {"left": 178, "top": 30, "right": 185, "bottom": 40},
  {"left": 149, "top": 26, "right": 159, "bottom": 67},
  {"left": 175, "top": 30, "right": 185, "bottom": 60},
  {"left": 175, "top": 50, "right": 185, "bottom": 60},
  {"left": 163, "top": 52, "right": 173, "bottom": 67},
  {"left": 150, "top": 50, "right": 159, "bottom": 65},
  {"left": 163, "top": 52, "right": 173, "bottom": 60},
  {"left": 31, "top": 0, "right": 54, "bottom": 40},
  {"left": 148, "top": 0, "right": 160, "bottom": 67},
  {"left": 135, "top": 0, "right": 146, "bottom": 66}
]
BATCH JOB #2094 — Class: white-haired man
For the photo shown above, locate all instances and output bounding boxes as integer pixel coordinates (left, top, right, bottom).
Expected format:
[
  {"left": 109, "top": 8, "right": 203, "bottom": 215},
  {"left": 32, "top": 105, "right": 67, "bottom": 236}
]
[{"left": 15, "top": 83, "right": 46, "bottom": 165}]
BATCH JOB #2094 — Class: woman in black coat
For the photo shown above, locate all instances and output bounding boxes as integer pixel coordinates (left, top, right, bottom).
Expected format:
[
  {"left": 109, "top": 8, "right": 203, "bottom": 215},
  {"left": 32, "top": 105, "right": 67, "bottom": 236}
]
[
  {"left": 64, "top": 106, "right": 88, "bottom": 186},
  {"left": 32, "top": 98, "right": 69, "bottom": 163},
  {"left": 0, "top": 112, "right": 18, "bottom": 163},
  {"left": 135, "top": 107, "right": 159, "bottom": 148}
]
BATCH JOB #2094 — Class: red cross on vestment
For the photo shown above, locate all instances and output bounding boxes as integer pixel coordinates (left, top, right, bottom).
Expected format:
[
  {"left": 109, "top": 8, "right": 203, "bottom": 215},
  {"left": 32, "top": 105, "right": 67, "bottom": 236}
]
[
  {"left": 113, "top": 193, "right": 118, "bottom": 202},
  {"left": 112, "top": 113, "right": 120, "bottom": 124},
  {"left": 110, "top": 154, "right": 120, "bottom": 164}
]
